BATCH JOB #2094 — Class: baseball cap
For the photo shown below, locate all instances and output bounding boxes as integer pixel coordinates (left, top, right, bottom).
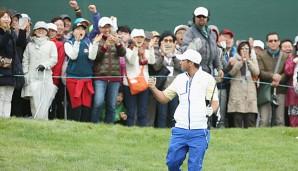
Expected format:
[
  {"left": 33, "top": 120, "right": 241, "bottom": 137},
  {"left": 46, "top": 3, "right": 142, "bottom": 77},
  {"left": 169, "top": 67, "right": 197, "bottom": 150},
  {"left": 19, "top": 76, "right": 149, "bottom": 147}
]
[
  {"left": 152, "top": 31, "right": 160, "bottom": 37},
  {"left": 131, "top": 29, "right": 146, "bottom": 39},
  {"left": 98, "top": 17, "right": 112, "bottom": 27},
  {"left": 47, "top": 23, "right": 57, "bottom": 32},
  {"left": 220, "top": 29, "right": 234, "bottom": 38},
  {"left": 176, "top": 49, "right": 202, "bottom": 64},
  {"left": 60, "top": 14, "right": 71, "bottom": 21},
  {"left": 144, "top": 31, "right": 154, "bottom": 39},
  {"left": 293, "top": 36, "right": 298, "bottom": 46},
  {"left": 253, "top": 40, "right": 265, "bottom": 50},
  {"left": 194, "top": 7, "right": 208, "bottom": 17},
  {"left": 74, "top": 18, "right": 90, "bottom": 27},
  {"left": 72, "top": 22, "right": 87, "bottom": 30},
  {"left": 174, "top": 25, "right": 189, "bottom": 35}
]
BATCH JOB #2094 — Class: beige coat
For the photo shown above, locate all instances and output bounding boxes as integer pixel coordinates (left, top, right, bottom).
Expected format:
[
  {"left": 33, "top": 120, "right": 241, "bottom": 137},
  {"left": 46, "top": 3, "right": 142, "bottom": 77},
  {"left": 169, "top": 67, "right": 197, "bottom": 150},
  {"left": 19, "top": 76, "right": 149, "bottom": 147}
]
[
  {"left": 228, "top": 54, "right": 260, "bottom": 113},
  {"left": 21, "top": 36, "right": 57, "bottom": 97}
]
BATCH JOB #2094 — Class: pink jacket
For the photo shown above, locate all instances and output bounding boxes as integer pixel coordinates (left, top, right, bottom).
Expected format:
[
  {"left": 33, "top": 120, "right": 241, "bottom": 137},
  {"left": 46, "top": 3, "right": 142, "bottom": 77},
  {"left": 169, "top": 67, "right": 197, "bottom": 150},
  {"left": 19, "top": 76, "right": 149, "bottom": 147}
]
[{"left": 284, "top": 55, "right": 298, "bottom": 106}]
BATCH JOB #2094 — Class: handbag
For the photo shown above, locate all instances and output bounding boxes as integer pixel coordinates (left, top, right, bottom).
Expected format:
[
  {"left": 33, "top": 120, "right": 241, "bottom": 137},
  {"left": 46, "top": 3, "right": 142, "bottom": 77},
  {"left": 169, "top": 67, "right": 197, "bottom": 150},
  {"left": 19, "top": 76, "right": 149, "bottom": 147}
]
[
  {"left": 126, "top": 65, "right": 148, "bottom": 95},
  {"left": 257, "top": 52, "right": 283, "bottom": 106},
  {"left": 0, "top": 56, "right": 12, "bottom": 68},
  {"left": 257, "top": 84, "right": 272, "bottom": 106}
]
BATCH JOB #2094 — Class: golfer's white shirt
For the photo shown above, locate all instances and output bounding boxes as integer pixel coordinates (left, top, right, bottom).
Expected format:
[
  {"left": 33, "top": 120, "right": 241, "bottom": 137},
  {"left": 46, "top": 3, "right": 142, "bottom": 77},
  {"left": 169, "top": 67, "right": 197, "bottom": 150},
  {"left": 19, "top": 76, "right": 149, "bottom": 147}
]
[{"left": 163, "top": 68, "right": 218, "bottom": 129}]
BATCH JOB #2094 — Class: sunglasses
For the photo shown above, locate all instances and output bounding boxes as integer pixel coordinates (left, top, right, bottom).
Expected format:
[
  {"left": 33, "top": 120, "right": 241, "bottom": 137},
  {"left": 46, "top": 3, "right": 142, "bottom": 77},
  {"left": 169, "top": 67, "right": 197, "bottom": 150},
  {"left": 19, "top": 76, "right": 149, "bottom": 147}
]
[
  {"left": 163, "top": 39, "right": 173, "bottom": 43},
  {"left": 196, "top": 15, "right": 207, "bottom": 19},
  {"left": 268, "top": 39, "right": 279, "bottom": 43}
]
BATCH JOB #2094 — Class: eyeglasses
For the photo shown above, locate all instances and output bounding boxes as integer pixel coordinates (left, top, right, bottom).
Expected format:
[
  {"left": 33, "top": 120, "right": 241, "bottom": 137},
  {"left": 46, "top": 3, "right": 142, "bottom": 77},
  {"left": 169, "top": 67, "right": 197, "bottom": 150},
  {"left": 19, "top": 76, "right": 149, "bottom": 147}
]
[
  {"left": 268, "top": 39, "right": 279, "bottom": 43},
  {"left": 163, "top": 39, "right": 173, "bottom": 43},
  {"left": 196, "top": 15, "right": 207, "bottom": 19},
  {"left": 241, "top": 47, "right": 249, "bottom": 51}
]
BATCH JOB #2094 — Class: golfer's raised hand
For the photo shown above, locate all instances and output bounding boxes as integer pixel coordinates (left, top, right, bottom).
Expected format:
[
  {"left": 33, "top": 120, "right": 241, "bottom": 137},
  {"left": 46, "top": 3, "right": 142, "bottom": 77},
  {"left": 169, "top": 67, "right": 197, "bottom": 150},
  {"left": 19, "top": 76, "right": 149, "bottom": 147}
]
[{"left": 148, "top": 77, "right": 156, "bottom": 89}]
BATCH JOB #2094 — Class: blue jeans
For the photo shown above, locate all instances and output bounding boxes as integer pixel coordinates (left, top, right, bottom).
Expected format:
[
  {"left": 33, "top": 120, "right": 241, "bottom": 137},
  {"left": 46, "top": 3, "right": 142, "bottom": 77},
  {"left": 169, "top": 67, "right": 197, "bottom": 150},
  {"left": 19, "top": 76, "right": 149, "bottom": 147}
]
[
  {"left": 156, "top": 96, "right": 178, "bottom": 128},
  {"left": 91, "top": 80, "right": 120, "bottom": 123},
  {"left": 166, "top": 128, "right": 210, "bottom": 171},
  {"left": 123, "top": 86, "right": 148, "bottom": 127}
]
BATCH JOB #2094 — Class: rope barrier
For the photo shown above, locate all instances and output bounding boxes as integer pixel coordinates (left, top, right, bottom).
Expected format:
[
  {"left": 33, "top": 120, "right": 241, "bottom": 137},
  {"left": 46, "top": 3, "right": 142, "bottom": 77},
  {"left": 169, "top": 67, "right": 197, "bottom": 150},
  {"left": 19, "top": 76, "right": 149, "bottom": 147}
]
[{"left": 2, "top": 74, "right": 295, "bottom": 89}]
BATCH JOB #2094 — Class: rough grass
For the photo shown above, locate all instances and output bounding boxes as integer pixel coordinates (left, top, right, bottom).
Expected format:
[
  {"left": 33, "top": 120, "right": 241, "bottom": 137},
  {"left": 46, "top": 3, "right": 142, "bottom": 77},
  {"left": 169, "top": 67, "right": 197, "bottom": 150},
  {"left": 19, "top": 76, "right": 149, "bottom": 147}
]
[{"left": 0, "top": 118, "right": 297, "bottom": 171}]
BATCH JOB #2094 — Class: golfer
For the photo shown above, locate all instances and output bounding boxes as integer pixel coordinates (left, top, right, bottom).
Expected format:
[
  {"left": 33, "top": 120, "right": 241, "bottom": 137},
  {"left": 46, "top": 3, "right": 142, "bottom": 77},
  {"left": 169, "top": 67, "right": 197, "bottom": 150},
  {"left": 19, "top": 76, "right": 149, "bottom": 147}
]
[{"left": 148, "top": 49, "right": 218, "bottom": 170}]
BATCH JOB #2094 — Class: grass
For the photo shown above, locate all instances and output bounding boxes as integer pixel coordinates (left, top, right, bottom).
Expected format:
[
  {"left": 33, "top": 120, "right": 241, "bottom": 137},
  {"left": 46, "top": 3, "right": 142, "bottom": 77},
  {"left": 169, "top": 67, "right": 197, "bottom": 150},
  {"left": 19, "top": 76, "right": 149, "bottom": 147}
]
[{"left": 0, "top": 118, "right": 297, "bottom": 171}]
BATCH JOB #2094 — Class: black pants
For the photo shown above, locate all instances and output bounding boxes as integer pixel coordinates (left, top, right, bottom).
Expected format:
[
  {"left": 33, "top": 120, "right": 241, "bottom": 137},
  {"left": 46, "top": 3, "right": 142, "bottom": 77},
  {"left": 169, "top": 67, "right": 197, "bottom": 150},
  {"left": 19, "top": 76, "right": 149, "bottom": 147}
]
[{"left": 11, "top": 88, "right": 32, "bottom": 117}]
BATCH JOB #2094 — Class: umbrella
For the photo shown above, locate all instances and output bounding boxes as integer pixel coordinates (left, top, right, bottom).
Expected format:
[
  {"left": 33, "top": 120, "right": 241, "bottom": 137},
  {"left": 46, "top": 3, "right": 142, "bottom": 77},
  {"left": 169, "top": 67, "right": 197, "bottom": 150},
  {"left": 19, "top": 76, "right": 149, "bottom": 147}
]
[
  {"left": 271, "top": 88, "right": 278, "bottom": 126},
  {"left": 30, "top": 71, "right": 58, "bottom": 119}
]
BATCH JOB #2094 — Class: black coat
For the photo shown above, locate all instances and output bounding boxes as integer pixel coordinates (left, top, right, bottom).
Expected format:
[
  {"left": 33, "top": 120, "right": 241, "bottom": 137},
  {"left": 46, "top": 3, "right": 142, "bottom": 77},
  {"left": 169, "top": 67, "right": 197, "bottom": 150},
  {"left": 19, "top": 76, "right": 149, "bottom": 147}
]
[{"left": 0, "top": 28, "right": 26, "bottom": 87}]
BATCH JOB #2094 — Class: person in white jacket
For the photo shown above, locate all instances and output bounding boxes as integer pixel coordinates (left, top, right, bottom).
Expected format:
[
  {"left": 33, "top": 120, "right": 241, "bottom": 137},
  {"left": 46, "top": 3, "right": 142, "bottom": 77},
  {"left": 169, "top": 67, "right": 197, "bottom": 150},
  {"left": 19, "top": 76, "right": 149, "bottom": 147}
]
[
  {"left": 148, "top": 49, "right": 218, "bottom": 170},
  {"left": 22, "top": 21, "right": 57, "bottom": 119},
  {"left": 123, "top": 29, "right": 155, "bottom": 127}
]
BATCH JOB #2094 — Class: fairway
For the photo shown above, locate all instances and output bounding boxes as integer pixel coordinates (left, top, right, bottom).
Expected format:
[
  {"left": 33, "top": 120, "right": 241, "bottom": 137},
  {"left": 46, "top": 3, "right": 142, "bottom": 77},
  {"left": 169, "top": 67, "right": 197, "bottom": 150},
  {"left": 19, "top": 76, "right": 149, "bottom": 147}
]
[{"left": 0, "top": 118, "right": 297, "bottom": 170}]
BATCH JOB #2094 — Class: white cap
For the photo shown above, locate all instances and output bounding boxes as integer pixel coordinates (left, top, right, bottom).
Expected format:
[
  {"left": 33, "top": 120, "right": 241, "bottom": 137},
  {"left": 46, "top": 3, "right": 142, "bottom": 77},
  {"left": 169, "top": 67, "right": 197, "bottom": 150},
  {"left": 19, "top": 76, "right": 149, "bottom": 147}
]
[
  {"left": 131, "top": 29, "right": 146, "bottom": 39},
  {"left": 174, "top": 25, "right": 189, "bottom": 35},
  {"left": 293, "top": 36, "right": 298, "bottom": 46},
  {"left": 98, "top": 17, "right": 112, "bottom": 27},
  {"left": 176, "top": 49, "right": 202, "bottom": 64},
  {"left": 33, "top": 21, "right": 48, "bottom": 31},
  {"left": 20, "top": 13, "right": 31, "bottom": 21},
  {"left": 47, "top": 23, "right": 57, "bottom": 32},
  {"left": 253, "top": 40, "right": 264, "bottom": 50},
  {"left": 194, "top": 7, "right": 208, "bottom": 17}
]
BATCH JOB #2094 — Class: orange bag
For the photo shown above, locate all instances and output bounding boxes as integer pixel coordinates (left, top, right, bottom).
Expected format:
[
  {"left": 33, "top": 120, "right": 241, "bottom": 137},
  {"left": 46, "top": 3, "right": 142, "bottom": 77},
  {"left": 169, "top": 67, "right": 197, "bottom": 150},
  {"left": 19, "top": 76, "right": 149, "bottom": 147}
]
[{"left": 126, "top": 65, "right": 148, "bottom": 95}]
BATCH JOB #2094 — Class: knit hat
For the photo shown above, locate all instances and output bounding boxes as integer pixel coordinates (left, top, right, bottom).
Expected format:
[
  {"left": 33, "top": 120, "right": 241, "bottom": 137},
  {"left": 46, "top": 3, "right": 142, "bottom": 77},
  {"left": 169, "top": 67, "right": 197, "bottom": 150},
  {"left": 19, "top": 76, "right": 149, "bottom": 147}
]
[{"left": 33, "top": 21, "right": 48, "bottom": 31}]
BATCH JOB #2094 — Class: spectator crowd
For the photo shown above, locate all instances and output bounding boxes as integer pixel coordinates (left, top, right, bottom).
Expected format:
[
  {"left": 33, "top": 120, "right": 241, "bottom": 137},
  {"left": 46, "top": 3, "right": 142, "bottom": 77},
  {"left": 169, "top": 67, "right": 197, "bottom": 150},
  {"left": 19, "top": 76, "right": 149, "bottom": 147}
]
[{"left": 1, "top": 1, "right": 298, "bottom": 128}]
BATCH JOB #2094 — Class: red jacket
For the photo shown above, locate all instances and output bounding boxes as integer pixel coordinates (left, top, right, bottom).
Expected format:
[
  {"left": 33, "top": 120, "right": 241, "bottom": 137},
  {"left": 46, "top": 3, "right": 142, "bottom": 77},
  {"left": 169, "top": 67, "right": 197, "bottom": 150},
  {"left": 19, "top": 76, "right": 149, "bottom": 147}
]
[
  {"left": 284, "top": 55, "right": 298, "bottom": 106},
  {"left": 51, "top": 38, "right": 65, "bottom": 85}
]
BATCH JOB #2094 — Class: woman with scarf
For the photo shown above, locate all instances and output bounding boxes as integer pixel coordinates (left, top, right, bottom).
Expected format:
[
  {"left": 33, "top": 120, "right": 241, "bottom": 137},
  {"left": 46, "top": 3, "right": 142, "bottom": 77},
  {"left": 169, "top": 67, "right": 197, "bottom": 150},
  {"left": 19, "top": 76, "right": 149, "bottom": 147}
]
[{"left": 227, "top": 41, "right": 260, "bottom": 128}]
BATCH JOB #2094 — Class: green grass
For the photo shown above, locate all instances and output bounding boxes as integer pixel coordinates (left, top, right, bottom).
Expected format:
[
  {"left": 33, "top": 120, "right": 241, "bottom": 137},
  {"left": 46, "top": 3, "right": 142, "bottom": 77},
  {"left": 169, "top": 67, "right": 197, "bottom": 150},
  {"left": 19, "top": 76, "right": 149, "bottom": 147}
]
[{"left": 0, "top": 118, "right": 297, "bottom": 171}]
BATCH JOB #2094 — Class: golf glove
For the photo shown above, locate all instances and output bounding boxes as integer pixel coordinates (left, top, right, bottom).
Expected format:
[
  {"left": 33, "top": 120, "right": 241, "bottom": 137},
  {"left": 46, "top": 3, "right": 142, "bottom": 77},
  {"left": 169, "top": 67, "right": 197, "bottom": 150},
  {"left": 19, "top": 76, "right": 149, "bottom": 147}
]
[{"left": 206, "top": 106, "right": 213, "bottom": 116}]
